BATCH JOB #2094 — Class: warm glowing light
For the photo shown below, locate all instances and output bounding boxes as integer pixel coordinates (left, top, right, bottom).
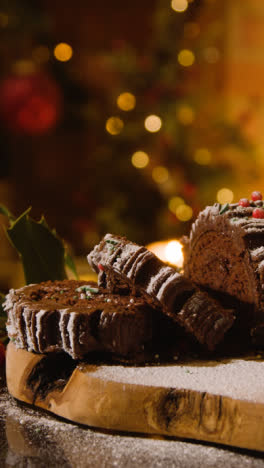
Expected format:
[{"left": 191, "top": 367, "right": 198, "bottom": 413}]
[
  {"left": 254, "top": 144, "right": 264, "bottom": 160},
  {"left": 194, "top": 148, "right": 212, "bottom": 165},
  {"left": 105, "top": 117, "right": 124, "bottom": 135},
  {"left": 177, "top": 106, "right": 195, "bottom": 125},
  {"left": 144, "top": 115, "right": 162, "bottom": 133},
  {"left": 168, "top": 196, "right": 185, "bottom": 214},
  {"left": 152, "top": 166, "right": 169, "bottom": 184},
  {"left": 176, "top": 204, "right": 193, "bottom": 221},
  {"left": 131, "top": 151, "right": 149, "bottom": 168},
  {"left": 147, "top": 240, "right": 184, "bottom": 268},
  {"left": 32, "top": 46, "right": 50, "bottom": 64},
  {"left": 178, "top": 49, "right": 195, "bottom": 67},
  {"left": 78, "top": 273, "right": 98, "bottom": 282},
  {"left": 217, "top": 188, "right": 234, "bottom": 204},
  {"left": 165, "top": 241, "right": 184, "bottom": 267},
  {"left": 54, "top": 42, "right": 73, "bottom": 62},
  {"left": 13, "top": 60, "right": 36, "bottom": 75},
  {"left": 171, "top": 0, "right": 188, "bottom": 13},
  {"left": 0, "top": 13, "right": 8, "bottom": 27},
  {"left": 117, "top": 92, "right": 136, "bottom": 111}
]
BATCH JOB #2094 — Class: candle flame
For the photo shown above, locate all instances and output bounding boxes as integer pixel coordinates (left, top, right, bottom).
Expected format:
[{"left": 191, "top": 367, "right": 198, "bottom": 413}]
[
  {"left": 164, "top": 241, "right": 184, "bottom": 268},
  {"left": 147, "top": 240, "right": 184, "bottom": 268}
]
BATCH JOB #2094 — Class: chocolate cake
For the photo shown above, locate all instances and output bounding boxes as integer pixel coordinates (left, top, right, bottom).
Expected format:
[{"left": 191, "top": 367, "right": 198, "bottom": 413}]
[
  {"left": 87, "top": 234, "right": 235, "bottom": 350},
  {"left": 182, "top": 196, "right": 264, "bottom": 343},
  {"left": 3, "top": 279, "right": 164, "bottom": 361}
]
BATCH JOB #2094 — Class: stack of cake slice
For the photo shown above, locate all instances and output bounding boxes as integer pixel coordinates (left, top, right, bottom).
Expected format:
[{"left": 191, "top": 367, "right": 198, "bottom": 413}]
[{"left": 4, "top": 233, "right": 239, "bottom": 364}]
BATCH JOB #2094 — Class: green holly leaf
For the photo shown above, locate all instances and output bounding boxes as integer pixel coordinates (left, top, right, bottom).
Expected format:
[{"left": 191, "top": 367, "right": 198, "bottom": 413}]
[
  {"left": 4, "top": 207, "right": 68, "bottom": 284},
  {"left": 65, "top": 251, "right": 78, "bottom": 279},
  {"left": 0, "top": 205, "right": 15, "bottom": 221},
  {"left": 219, "top": 203, "right": 230, "bottom": 215}
]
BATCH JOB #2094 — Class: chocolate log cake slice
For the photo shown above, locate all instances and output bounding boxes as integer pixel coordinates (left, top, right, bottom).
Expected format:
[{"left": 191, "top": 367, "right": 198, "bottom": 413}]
[
  {"left": 182, "top": 198, "right": 264, "bottom": 344},
  {"left": 3, "top": 280, "right": 167, "bottom": 361},
  {"left": 87, "top": 234, "right": 235, "bottom": 350}
]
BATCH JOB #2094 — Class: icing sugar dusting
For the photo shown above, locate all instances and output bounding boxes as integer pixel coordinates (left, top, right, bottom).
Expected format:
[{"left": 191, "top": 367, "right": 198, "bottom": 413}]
[{"left": 85, "top": 358, "right": 264, "bottom": 403}]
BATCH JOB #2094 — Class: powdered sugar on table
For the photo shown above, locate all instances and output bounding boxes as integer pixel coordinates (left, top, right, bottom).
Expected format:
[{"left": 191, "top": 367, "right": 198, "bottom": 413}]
[{"left": 1, "top": 386, "right": 264, "bottom": 468}]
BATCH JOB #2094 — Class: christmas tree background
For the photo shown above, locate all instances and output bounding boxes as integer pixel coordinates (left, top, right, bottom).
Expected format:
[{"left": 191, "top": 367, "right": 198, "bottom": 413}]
[{"left": 0, "top": 0, "right": 262, "bottom": 277}]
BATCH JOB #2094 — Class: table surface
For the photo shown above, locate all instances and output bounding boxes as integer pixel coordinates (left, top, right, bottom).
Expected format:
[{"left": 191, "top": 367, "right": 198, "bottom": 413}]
[{"left": 0, "top": 377, "right": 264, "bottom": 468}]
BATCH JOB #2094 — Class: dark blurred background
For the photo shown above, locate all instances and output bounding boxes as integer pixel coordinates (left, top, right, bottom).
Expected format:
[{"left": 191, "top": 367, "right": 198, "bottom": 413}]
[{"left": 0, "top": 0, "right": 263, "bottom": 287}]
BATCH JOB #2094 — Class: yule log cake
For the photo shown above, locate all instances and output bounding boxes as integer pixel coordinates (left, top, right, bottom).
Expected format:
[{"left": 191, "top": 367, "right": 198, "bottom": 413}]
[
  {"left": 5, "top": 195, "right": 264, "bottom": 453},
  {"left": 183, "top": 191, "right": 264, "bottom": 345}
]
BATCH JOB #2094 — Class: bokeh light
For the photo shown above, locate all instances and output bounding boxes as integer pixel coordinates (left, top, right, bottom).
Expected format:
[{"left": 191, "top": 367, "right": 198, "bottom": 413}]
[
  {"left": 131, "top": 151, "right": 149, "bottom": 168},
  {"left": 176, "top": 204, "right": 193, "bottom": 221},
  {"left": 168, "top": 196, "right": 185, "bottom": 214},
  {"left": 152, "top": 166, "right": 169, "bottom": 184},
  {"left": 144, "top": 115, "right": 162, "bottom": 132},
  {"left": 171, "top": 0, "right": 188, "bottom": 13},
  {"left": 177, "top": 106, "right": 195, "bottom": 125},
  {"left": 0, "top": 12, "right": 8, "bottom": 27},
  {"left": 105, "top": 117, "right": 124, "bottom": 135},
  {"left": 178, "top": 49, "right": 195, "bottom": 67},
  {"left": 194, "top": 148, "right": 212, "bottom": 165},
  {"left": 203, "top": 47, "right": 220, "bottom": 64},
  {"left": 13, "top": 60, "right": 36, "bottom": 75},
  {"left": 54, "top": 42, "right": 73, "bottom": 62},
  {"left": 217, "top": 188, "right": 234, "bottom": 204},
  {"left": 117, "top": 92, "right": 136, "bottom": 111}
]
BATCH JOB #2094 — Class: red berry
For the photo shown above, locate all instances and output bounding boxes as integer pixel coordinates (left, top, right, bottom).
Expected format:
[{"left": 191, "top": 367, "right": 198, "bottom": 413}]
[
  {"left": 251, "top": 191, "right": 263, "bottom": 201},
  {"left": 252, "top": 208, "right": 264, "bottom": 219},
  {"left": 98, "top": 263, "right": 104, "bottom": 271},
  {"left": 238, "top": 198, "right": 250, "bottom": 207}
]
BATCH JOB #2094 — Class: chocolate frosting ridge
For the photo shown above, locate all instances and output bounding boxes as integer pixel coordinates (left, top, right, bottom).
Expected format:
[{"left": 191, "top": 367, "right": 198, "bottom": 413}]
[
  {"left": 88, "top": 234, "right": 235, "bottom": 349},
  {"left": 4, "top": 280, "right": 160, "bottom": 360}
]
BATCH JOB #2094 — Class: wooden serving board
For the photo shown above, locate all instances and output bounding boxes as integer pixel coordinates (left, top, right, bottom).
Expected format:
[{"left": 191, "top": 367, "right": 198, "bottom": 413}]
[{"left": 5, "top": 342, "right": 264, "bottom": 452}]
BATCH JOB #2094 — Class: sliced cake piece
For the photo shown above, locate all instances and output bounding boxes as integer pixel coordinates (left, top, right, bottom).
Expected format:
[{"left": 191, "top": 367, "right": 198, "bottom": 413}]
[
  {"left": 3, "top": 279, "right": 165, "bottom": 361},
  {"left": 87, "top": 234, "right": 235, "bottom": 350},
  {"left": 182, "top": 197, "right": 264, "bottom": 344}
]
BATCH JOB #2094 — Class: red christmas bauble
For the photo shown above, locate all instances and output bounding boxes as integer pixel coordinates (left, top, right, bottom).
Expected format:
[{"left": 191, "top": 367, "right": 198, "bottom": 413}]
[{"left": 0, "top": 73, "right": 62, "bottom": 135}]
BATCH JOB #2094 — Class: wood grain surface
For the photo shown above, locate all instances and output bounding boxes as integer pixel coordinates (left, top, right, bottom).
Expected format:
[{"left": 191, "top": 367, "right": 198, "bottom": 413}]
[{"left": 5, "top": 342, "right": 264, "bottom": 452}]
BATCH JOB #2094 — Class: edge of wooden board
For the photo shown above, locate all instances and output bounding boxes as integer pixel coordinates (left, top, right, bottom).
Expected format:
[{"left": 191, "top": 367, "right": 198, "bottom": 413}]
[{"left": 5, "top": 342, "right": 264, "bottom": 452}]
